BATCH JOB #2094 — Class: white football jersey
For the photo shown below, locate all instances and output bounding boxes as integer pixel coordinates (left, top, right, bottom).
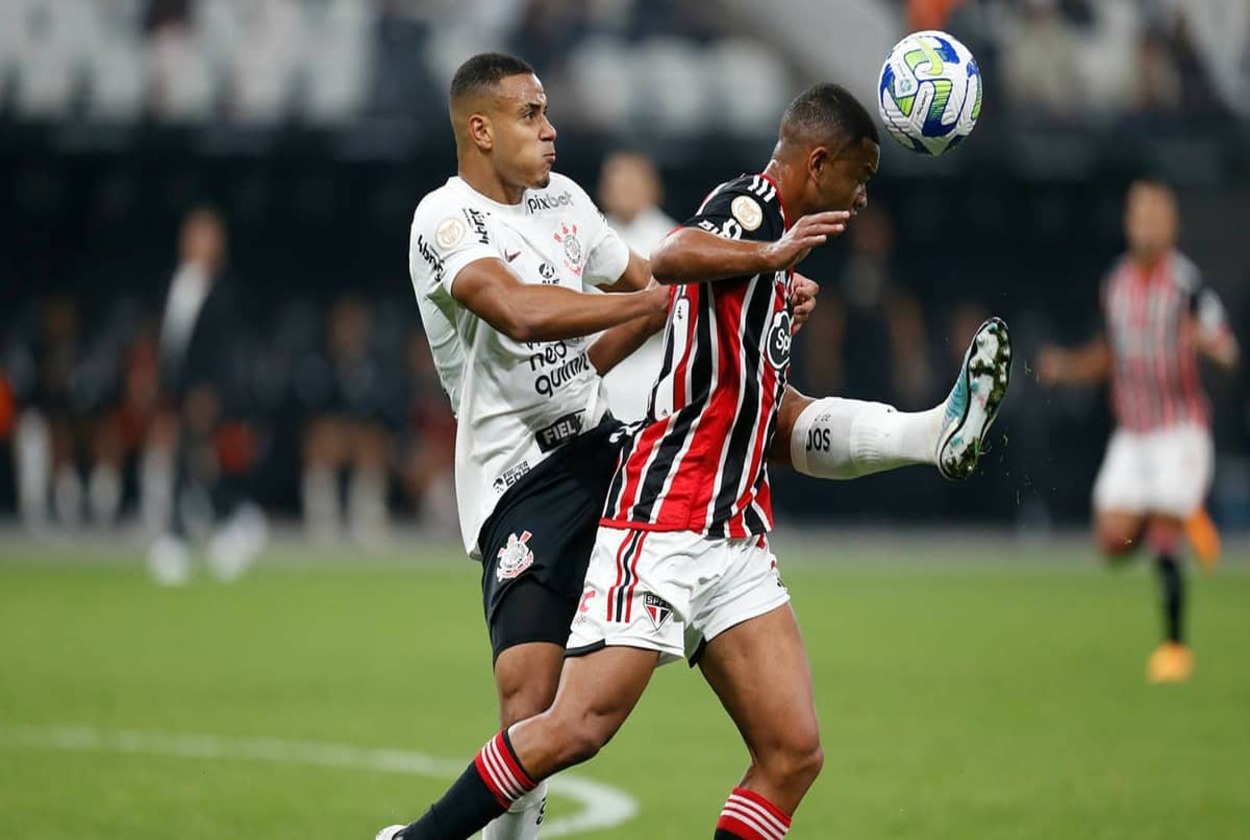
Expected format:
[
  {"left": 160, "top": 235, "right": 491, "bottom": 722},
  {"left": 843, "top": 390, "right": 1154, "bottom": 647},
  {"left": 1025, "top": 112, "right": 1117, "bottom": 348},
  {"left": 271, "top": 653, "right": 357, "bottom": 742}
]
[{"left": 409, "top": 173, "right": 630, "bottom": 557}]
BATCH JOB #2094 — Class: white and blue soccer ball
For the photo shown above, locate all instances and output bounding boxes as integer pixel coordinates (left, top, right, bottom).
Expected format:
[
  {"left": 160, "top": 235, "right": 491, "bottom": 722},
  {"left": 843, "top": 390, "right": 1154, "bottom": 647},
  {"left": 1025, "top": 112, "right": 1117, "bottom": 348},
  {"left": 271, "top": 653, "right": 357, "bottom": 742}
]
[{"left": 877, "top": 30, "right": 981, "bottom": 155}]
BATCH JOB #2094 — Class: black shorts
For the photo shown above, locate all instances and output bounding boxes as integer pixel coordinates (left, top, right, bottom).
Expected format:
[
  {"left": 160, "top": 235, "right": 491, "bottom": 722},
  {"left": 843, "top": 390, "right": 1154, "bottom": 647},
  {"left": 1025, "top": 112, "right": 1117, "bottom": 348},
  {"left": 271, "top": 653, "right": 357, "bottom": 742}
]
[{"left": 478, "top": 416, "right": 628, "bottom": 660}]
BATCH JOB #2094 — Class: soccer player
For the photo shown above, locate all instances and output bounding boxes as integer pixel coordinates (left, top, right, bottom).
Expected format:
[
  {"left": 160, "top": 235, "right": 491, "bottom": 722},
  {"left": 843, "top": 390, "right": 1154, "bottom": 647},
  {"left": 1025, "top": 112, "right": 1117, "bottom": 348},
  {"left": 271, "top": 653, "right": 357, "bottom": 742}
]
[
  {"left": 407, "top": 52, "right": 672, "bottom": 840},
  {"left": 384, "top": 81, "right": 1012, "bottom": 840},
  {"left": 1039, "top": 179, "right": 1239, "bottom": 683}
]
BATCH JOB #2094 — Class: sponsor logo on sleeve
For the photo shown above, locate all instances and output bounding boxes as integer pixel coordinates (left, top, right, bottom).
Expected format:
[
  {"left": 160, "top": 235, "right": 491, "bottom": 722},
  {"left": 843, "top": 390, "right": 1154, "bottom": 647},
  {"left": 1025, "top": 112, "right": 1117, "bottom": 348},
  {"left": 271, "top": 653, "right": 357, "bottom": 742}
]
[
  {"left": 414, "top": 235, "right": 446, "bottom": 283},
  {"left": 463, "top": 208, "right": 491, "bottom": 245}
]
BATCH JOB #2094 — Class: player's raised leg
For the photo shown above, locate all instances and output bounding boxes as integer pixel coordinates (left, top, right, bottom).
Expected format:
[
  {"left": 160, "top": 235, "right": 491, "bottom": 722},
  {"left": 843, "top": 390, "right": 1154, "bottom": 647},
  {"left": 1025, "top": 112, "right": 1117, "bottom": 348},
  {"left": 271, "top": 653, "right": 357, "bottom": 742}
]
[
  {"left": 698, "top": 604, "right": 821, "bottom": 838},
  {"left": 775, "top": 317, "right": 1012, "bottom": 482}
]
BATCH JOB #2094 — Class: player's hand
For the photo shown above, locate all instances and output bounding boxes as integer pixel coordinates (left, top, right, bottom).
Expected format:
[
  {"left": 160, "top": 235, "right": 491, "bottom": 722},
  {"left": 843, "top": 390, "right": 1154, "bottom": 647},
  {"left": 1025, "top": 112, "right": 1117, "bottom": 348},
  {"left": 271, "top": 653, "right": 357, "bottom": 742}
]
[
  {"left": 790, "top": 273, "right": 820, "bottom": 335},
  {"left": 643, "top": 281, "right": 672, "bottom": 333},
  {"left": 1035, "top": 346, "right": 1065, "bottom": 386},
  {"left": 762, "top": 211, "right": 849, "bottom": 271}
]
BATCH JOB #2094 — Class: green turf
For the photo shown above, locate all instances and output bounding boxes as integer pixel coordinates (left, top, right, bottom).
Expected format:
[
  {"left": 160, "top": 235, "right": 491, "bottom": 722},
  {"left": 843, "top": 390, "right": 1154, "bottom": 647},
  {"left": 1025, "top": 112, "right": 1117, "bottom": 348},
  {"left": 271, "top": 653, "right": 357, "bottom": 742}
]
[{"left": 2, "top": 548, "right": 1248, "bottom": 840}]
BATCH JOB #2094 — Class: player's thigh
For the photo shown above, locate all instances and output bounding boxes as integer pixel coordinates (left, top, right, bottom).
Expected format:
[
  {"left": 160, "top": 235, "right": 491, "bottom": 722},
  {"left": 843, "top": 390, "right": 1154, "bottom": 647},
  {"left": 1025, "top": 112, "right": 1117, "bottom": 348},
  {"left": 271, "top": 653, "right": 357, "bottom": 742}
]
[
  {"left": 698, "top": 603, "right": 821, "bottom": 773},
  {"left": 489, "top": 575, "right": 581, "bottom": 720},
  {"left": 1145, "top": 425, "right": 1214, "bottom": 519}
]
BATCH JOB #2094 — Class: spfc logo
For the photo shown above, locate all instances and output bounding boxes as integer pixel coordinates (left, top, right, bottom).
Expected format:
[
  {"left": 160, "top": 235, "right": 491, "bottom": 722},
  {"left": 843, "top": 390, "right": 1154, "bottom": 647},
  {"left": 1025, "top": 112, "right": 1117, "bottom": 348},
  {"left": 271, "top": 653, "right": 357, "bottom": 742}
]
[
  {"left": 496, "top": 530, "right": 535, "bottom": 582},
  {"left": 766, "top": 308, "right": 792, "bottom": 370},
  {"left": 643, "top": 592, "right": 672, "bottom": 630}
]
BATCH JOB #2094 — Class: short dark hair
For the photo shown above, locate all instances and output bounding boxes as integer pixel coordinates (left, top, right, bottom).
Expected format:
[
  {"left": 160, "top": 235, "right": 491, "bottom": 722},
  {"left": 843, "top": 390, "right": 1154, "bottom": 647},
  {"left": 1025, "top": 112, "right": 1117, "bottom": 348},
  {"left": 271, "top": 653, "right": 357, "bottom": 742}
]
[
  {"left": 450, "top": 52, "right": 535, "bottom": 104},
  {"left": 780, "top": 83, "right": 879, "bottom": 150}
]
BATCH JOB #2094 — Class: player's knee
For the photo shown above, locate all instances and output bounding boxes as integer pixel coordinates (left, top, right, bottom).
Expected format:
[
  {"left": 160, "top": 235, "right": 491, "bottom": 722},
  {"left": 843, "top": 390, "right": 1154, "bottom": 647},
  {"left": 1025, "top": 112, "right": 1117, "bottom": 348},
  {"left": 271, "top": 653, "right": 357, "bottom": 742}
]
[
  {"left": 1095, "top": 525, "right": 1137, "bottom": 558},
  {"left": 760, "top": 736, "right": 824, "bottom": 792},
  {"left": 497, "top": 687, "right": 552, "bottom": 729}
]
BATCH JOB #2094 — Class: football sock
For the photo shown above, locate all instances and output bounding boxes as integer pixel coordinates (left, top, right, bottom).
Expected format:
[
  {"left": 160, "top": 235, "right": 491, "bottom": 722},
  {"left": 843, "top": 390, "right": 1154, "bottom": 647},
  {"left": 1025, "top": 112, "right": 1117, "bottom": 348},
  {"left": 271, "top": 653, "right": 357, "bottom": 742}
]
[
  {"left": 482, "top": 781, "right": 548, "bottom": 840},
  {"left": 398, "top": 730, "right": 533, "bottom": 840},
  {"left": 789, "top": 397, "right": 942, "bottom": 480},
  {"left": 301, "top": 463, "right": 339, "bottom": 543},
  {"left": 1155, "top": 554, "right": 1184, "bottom": 644},
  {"left": 714, "top": 787, "right": 792, "bottom": 840}
]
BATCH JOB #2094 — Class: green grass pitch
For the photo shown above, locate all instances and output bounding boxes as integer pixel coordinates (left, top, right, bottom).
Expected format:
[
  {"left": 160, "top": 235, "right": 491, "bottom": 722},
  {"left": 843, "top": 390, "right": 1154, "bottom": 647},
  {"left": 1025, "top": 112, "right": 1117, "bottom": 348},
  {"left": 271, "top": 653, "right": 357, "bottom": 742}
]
[{"left": 2, "top": 542, "right": 1248, "bottom": 840}]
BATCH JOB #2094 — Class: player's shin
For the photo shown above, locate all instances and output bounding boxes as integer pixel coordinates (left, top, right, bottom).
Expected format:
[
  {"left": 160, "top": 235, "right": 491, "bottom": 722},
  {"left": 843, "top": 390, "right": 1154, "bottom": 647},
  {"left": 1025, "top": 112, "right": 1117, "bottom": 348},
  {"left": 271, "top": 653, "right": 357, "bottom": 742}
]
[
  {"left": 482, "top": 781, "right": 548, "bottom": 840},
  {"left": 396, "top": 730, "right": 535, "bottom": 840},
  {"left": 788, "top": 397, "right": 941, "bottom": 480}
]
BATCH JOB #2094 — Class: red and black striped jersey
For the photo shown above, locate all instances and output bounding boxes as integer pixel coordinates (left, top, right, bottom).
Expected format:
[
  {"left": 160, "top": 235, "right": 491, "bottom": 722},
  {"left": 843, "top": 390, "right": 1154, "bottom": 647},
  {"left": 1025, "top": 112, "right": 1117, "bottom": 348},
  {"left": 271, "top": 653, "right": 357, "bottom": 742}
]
[
  {"left": 1102, "top": 250, "right": 1228, "bottom": 431},
  {"left": 602, "top": 174, "right": 792, "bottom": 538}
]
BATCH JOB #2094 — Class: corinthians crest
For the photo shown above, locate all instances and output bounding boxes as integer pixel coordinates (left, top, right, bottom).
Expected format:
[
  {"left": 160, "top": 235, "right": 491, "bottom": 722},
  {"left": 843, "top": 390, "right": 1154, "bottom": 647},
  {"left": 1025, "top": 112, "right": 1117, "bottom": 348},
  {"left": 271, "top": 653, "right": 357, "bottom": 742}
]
[
  {"left": 496, "top": 530, "right": 535, "bottom": 582},
  {"left": 553, "top": 222, "right": 583, "bottom": 276}
]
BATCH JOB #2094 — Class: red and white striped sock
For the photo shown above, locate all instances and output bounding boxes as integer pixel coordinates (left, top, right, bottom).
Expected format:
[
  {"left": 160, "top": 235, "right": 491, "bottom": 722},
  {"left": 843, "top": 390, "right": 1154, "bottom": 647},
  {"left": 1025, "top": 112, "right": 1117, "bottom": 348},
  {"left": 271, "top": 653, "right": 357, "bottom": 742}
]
[
  {"left": 715, "top": 787, "right": 792, "bottom": 840},
  {"left": 474, "top": 730, "right": 537, "bottom": 808}
]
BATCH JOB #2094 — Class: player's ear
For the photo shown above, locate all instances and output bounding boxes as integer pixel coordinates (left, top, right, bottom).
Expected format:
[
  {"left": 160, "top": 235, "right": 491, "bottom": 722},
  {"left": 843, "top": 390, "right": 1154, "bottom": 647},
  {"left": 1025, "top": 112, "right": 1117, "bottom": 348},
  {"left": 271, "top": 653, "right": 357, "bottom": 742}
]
[
  {"left": 468, "top": 113, "right": 493, "bottom": 151},
  {"left": 809, "top": 146, "right": 830, "bottom": 181}
]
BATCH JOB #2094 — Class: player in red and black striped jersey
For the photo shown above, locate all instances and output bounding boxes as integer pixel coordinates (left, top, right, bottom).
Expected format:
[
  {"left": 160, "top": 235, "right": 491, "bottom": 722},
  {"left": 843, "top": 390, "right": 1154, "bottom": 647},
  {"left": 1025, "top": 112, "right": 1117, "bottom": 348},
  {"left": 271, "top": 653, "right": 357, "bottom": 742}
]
[
  {"left": 1039, "top": 179, "right": 1239, "bottom": 683},
  {"left": 387, "top": 83, "right": 1013, "bottom": 840}
]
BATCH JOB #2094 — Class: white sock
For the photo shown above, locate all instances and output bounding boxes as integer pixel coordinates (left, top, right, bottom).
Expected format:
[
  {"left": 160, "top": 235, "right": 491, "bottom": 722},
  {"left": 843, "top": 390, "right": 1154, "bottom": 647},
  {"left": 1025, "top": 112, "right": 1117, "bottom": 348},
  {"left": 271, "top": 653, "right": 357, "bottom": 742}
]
[
  {"left": 53, "top": 466, "right": 84, "bottom": 529},
  {"left": 15, "top": 411, "right": 51, "bottom": 529},
  {"left": 88, "top": 464, "right": 122, "bottom": 526},
  {"left": 140, "top": 444, "right": 174, "bottom": 538},
  {"left": 348, "top": 467, "right": 389, "bottom": 548},
  {"left": 483, "top": 781, "right": 548, "bottom": 840},
  {"left": 302, "top": 464, "right": 340, "bottom": 544},
  {"left": 789, "top": 397, "right": 943, "bottom": 480}
]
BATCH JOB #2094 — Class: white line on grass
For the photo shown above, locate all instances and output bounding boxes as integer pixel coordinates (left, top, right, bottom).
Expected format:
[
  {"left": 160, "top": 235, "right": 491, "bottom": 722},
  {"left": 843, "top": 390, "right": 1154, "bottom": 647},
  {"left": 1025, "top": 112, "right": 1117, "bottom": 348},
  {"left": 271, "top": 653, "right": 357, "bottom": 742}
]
[{"left": 0, "top": 725, "right": 637, "bottom": 837}]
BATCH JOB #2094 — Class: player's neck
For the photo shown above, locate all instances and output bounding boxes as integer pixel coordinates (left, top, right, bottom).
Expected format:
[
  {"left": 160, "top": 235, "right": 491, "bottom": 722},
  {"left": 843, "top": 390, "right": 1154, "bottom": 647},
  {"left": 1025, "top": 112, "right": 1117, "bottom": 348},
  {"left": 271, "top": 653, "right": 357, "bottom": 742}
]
[
  {"left": 458, "top": 162, "right": 525, "bottom": 206},
  {"left": 762, "top": 158, "right": 801, "bottom": 221},
  {"left": 1132, "top": 250, "right": 1170, "bottom": 273}
]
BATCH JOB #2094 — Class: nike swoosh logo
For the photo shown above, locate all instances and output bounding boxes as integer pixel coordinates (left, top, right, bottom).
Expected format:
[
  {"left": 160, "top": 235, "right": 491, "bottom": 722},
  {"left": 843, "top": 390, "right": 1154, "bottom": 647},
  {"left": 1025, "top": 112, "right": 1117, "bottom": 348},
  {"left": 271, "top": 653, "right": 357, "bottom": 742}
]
[{"left": 505, "top": 251, "right": 521, "bottom": 262}]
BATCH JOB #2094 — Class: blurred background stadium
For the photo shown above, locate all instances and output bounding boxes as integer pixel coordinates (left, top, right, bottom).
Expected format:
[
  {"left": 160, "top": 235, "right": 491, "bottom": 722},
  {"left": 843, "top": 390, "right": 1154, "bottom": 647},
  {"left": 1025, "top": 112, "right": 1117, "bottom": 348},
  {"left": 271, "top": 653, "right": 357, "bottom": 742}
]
[
  {"left": 1, "top": 0, "right": 1247, "bottom": 544},
  {"left": 2, "top": 4, "right": 1250, "bottom": 838}
]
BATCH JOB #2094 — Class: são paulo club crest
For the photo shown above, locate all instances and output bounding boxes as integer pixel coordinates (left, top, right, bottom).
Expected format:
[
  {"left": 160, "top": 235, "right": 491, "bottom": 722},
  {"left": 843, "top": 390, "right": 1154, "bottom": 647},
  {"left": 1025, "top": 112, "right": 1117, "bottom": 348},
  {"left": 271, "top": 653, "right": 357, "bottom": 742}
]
[
  {"left": 643, "top": 592, "right": 673, "bottom": 630},
  {"left": 496, "top": 530, "right": 535, "bottom": 582},
  {"left": 553, "top": 222, "right": 583, "bottom": 275},
  {"left": 766, "top": 308, "right": 792, "bottom": 370}
]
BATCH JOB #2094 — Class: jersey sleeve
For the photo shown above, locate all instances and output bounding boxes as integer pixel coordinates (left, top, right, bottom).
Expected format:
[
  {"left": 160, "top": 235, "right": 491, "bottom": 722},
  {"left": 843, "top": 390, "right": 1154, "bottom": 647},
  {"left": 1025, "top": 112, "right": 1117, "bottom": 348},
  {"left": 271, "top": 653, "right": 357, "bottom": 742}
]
[
  {"left": 682, "top": 183, "right": 781, "bottom": 245},
  {"left": 409, "top": 200, "right": 502, "bottom": 296},
  {"left": 559, "top": 176, "right": 630, "bottom": 288}
]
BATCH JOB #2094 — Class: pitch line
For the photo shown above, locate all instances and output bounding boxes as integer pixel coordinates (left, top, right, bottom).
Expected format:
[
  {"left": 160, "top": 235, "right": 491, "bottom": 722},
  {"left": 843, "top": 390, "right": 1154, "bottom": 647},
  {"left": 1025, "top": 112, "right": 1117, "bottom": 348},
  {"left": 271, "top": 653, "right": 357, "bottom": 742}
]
[{"left": 0, "top": 725, "right": 638, "bottom": 837}]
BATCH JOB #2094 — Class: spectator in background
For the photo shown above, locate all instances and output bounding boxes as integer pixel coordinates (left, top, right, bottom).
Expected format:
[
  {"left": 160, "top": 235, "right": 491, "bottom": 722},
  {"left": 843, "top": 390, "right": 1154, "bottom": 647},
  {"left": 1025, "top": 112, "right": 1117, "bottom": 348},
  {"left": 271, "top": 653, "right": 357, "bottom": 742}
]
[
  {"left": 1132, "top": 23, "right": 1182, "bottom": 117},
  {"left": 298, "top": 296, "right": 398, "bottom": 550},
  {"left": 801, "top": 205, "right": 932, "bottom": 409},
  {"left": 399, "top": 329, "right": 457, "bottom": 532},
  {"left": 1002, "top": 0, "right": 1086, "bottom": 122},
  {"left": 596, "top": 151, "right": 677, "bottom": 421},
  {"left": 148, "top": 207, "right": 267, "bottom": 585}
]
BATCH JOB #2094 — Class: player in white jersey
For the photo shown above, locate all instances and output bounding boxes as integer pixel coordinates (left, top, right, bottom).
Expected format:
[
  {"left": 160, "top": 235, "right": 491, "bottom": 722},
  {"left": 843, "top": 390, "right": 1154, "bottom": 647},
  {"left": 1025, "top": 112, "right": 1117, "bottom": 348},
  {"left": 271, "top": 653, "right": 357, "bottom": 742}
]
[{"left": 406, "top": 52, "right": 669, "bottom": 840}]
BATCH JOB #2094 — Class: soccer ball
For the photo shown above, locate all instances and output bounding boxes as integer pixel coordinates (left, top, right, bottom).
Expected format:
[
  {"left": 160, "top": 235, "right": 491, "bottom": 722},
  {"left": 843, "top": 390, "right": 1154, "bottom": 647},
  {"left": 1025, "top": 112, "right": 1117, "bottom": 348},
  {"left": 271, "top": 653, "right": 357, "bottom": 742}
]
[{"left": 877, "top": 30, "right": 981, "bottom": 155}]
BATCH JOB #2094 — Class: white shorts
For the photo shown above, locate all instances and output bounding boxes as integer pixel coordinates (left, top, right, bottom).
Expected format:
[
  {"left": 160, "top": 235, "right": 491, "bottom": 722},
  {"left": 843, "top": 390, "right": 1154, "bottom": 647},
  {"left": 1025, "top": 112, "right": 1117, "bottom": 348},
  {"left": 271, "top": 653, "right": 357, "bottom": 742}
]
[
  {"left": 1093, "top": 424, "right": 1214, "bottom": 518},
  {"left": 567, "top": 526, "right": 791, "bottom": 666}
]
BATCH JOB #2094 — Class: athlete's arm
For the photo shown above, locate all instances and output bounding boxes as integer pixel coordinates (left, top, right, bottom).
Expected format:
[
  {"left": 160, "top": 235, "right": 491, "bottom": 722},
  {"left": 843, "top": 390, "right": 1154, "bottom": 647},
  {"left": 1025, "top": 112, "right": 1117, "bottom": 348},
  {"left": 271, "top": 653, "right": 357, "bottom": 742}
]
[
  {"left": 450, "top": 257, "right": 668, "bottom": 344},
  {"left": 597, "top": 249, "right": 652, "bottom": 293},
  {"left": 649, "top": 212, "right": 849, "bottom": 285},
  {"left": 1036, "top": 337, "right": 1113, "bottom": 386},
  {"left": 1193, "top": 316, "right": 1239, "bottom": 372},
  {"left": 588, "top": 282, "right": 670, "bottom": 376}
]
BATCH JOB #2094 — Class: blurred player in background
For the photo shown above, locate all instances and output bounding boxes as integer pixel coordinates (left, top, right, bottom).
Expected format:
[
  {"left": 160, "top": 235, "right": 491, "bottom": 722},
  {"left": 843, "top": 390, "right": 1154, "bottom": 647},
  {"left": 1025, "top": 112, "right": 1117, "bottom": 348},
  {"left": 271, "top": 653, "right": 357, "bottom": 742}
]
[
  {"left": 147, "top": 207, "right": 268, "bottom": 585},
  {"left": 597, "top": 151, "right": 677, "bottom": 421},
  {"left": 1039, "top": 179, "right": 1239, "bottom": 683}
]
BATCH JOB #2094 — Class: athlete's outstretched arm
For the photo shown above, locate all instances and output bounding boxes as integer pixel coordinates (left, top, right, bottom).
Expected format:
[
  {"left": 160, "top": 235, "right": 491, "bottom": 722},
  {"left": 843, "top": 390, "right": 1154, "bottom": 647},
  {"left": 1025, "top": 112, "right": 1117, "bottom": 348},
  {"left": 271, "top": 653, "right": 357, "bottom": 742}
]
[
  {"left": 649, "top": 212, "right": 848, "bottom": 285},
  {"left": 1036, "top": 337, "right": 1113, "bottom": 387},
  {"left": 597, "top": 248, "right": 652, "bottom": 293},
  {"left": 452, "top": 256, "right": 668, "bottom": 344}
]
